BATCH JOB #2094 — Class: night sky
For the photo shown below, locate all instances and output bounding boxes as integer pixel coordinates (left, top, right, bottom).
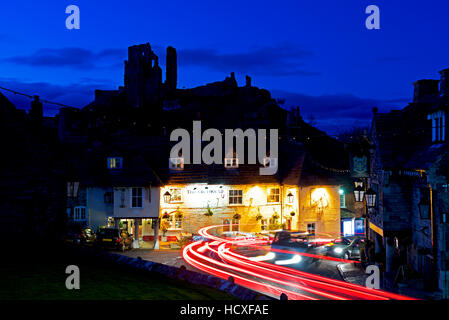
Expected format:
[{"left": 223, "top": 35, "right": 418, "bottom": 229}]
[{"left": 1, "top": 0, "right": 448, "bottom": 135}]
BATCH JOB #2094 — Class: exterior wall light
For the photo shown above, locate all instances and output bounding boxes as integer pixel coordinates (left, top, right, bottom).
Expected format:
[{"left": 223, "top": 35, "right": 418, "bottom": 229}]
[
  {"left": 287, "top": 192, "right": 294, "bottom": 203},
  {"left": 163, "top": 191, "right": 171, "bottom": 203},
  {"left": 365, "top": 188, "right": 377, "bottom": 208}
]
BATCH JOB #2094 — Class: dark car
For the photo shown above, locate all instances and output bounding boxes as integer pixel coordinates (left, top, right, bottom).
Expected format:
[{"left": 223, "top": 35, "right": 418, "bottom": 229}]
[
  {"left": 96, "top": 228, "right": 134, "bottom": 251},
  {"left": 64, "top": 225, "right": 96, "bottom": 246},
  {"left": 326, "top": 236, "right": 366, "bottom": 260},
  {"left": 270, "top": 231, "right": 317, "bottom": 263}
]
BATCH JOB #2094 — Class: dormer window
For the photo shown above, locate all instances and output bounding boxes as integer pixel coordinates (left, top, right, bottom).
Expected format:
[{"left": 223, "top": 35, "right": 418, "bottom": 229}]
[
  {"left": 224, "top": 157, "right": 238, "bottom": 168},
  {"left": 428, "top": 111, "right": 445, "bottom": 142},
  {"left": 107, "top": 157, "right": 123, "bottom": 169},
  {"left": 263, "top": 157, "right": 277, "bottom": 168},
  {"left": 169, "top": 157, "right": 184, "bottom": 170}
]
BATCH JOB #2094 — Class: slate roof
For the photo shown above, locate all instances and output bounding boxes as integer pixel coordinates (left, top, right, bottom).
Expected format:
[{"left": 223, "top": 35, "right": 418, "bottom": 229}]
[{"left": 70, "top": 135, "right": 344, "bottom": 188}]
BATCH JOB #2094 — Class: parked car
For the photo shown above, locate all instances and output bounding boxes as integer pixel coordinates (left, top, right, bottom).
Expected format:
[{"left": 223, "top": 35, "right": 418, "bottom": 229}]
[
  {"left": 325, "top": 236, "right": 366, "bottom": 260},
  {"left": 64, "top": 225, "right": 96, "bottom": 246},
  {"left": 96, "top": 228, "right": 134, "bottom": 251}
]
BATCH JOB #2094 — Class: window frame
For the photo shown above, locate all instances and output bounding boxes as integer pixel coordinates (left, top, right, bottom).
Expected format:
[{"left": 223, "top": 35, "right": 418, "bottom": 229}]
[
  {"left": 169, "top": 157, "right": 184, "bottom": 170},
  {"left": 74, "top": 206, "right": 87, "bottom": 221},
  {"left": 107, "top": 157, "right": 123, "bottom": 170},
  {"left": 224, "top": 157, "right": 239, "bottom": 169},
  {"left": 228, "top": 189, "right": 243, "bottom": 205},
  {"left": 168, "top": 215, "right": 183, "bottom": 230},
  {"left": 261, "top": 219, "right": 268, "bottom": 231},
  {"left": 223, "top": 218, "right": 239, "bottom": 232},
  {"left": 267, "top": 188, "right": 280, "bottom": 203},
  {"left": 340, "top": 193, "right": 346, "bottom": 208},
  {"left": 130, "top": 187, "right": 143, "bottom": 208},
  {"left": 307, "top": 222, "right": 316, "bottom": 235}
]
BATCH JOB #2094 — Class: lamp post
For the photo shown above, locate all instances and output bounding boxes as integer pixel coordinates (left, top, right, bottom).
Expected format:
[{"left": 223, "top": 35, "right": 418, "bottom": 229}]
[{"left": 353, "top": 179, "right": 376, "bottom": 240}]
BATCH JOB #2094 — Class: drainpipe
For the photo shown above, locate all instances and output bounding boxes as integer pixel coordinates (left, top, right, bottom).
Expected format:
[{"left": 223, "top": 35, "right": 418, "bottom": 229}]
[
  {"left": 429, "top": 184, "right": 434, "bottom": 248},
  {"left": 281, "top": 184, "right": 284, "bottom": 229}
]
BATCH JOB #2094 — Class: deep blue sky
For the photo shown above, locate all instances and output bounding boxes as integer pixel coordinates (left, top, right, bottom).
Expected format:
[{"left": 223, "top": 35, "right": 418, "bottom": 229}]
[{"left": 1, "top": 0, "right": 448, "bottom": 135}]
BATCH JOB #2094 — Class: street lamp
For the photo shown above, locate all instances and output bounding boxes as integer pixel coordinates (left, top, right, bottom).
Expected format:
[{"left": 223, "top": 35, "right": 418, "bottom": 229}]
[
  {"left": 365, "top": 188, "right": 377, "bottom": 208},
  {"left": 354, "top": 179, "right": 364, "bottom": 188},
  {"left": 353, "top": 185, "right": 365, "bottom": 202},
  {"left": 163, "top": 191, "right": 171, "bottom": 203},
  {"left": 287, "top": 192, "right": 294, "bottom": 204}
]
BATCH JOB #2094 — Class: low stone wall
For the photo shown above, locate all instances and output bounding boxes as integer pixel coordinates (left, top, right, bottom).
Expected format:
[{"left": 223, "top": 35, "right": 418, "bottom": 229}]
[{"left": 70, "top": 246, "right": 272, "bottom": 300}]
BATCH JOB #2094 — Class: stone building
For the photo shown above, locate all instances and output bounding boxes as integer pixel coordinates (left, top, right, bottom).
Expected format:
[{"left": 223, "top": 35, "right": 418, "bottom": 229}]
[{"left": 370, "top": 68, "right": 449, "bottom": 297}]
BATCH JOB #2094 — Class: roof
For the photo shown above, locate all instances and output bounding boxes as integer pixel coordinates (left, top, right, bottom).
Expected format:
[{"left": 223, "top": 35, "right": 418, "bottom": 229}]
[{"left": 70, "top": 135, "right": 344, "bottom": 188}]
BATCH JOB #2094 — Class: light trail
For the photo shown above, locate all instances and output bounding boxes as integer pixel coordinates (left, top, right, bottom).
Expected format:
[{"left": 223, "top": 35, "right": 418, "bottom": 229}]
[
  {"left": 182, "top": 242, "right": 317, "bottom": 300},
  {"left": 181, "top": 225, "right": 418, "bottom": 300}
]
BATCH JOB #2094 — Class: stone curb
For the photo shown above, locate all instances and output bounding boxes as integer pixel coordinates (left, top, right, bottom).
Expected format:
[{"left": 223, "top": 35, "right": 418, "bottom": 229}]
[{"left": 69, "top": 246, "right": 273, "bottom": 300}]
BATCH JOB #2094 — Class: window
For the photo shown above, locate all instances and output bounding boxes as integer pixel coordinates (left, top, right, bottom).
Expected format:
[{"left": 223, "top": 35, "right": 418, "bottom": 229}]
[
  {"left": 340, "top": 193, "right": 346, "bottom": 208},
  {"left": 67, "top": 182, "right": 79, "bottom": 198},
  {"left": 104, "top": 192, "right": 114, "bottom": 204},
  {"left": 169, "top": 188, "right": 183, "bottom": 202},
  {"left": 74, "top": 207, "right": 86, "bottom": 221},
  {"left": 267, "top": 188, "right": 280, "bottom": 203},
  {"left": 107, "top": 157, "right": 123, "bottom": 169},
  {"left": 428, "top": 111, "right": 445, "bottom": 142},
  {"left": 307, "top": 223, "right": 316, "bottom": 235},
  {"left": 169, "top": 157, "right": 184, "bottom": 170},
  {"left": 223, "top": 218, "right": 239, "bottom": 232},
  {"left": 229, "top": 189, "right": 243, "bottom": 205},
  {"left": 120, "top": 189, "right": 126, "bottom": 208},
  {"left": 261, "top": 219, "right": 268, "bottom": 231},
  {"left": 169, "top": 215, "right": 183, "bottom": 229},
  {"left": 224, "top": 157, "right": 238, "bottom": 168},
  {"left": 131, "top": 187, "right": 143, "bottom": 208}
]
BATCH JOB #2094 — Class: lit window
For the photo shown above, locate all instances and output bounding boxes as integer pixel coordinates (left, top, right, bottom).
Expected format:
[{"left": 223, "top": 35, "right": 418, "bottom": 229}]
[
  {"left": 107, "top": 157, "right": 123, "bottom": 169},
  {"left": 74, "top": 207, "right": 86, "bottom": 221},
  {"left": 169, "top": 215, "right": 183, "bottom": 229},
  {"left": 224, "top": 157, "right": 239, "bottom": 168},
  {"left": 169, "top": 157, "right": 184, "bottom": 170},
  {"left": 261, "top": 219, "right": 268, "bottom": 231},
  {"left": 223, "top": 218, "right": 239, "bottom": 232},
  {"left": 67, "top": 182, "right": 80, "bottom": 197},
  {"left": 131, "top": 187, "right": 143, "bottom": 208},
  {"left": 428, "top": 111, "right": 445, "bottom": 142},
  {"left": 307, "top": 223, "right": 316, "bottom": 235},
  {"left": 229, "top": 190, "right": 243, "bottom": 205},
  {"left": 340, "top": 193, "right": 346, "bottom": 208},
  {"left": 267, "top": 188, "right": 280, "bottom": 203},
  {"left": 169, "top": 188, "right": 183, "bottom": 202}
]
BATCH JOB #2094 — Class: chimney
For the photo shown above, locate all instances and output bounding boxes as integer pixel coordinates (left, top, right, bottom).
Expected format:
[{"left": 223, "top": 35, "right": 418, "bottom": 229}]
[
  {"left": 439, "top": 68, "right": 449, "bottom": 97},
  {"left": 166, "top": 46, "right": 177, "bottom": 91},
  {"left": 30, "top": 95, "right": 43, "bottom": 128},
  {"left": 413, "top": 79, "right": 440, "bottom": 103}
]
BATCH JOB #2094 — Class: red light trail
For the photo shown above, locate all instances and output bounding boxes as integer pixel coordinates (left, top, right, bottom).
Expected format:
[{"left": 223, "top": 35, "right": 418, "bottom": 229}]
[{"left": 182, "top": 225, "right": 417, "bottom": 300}]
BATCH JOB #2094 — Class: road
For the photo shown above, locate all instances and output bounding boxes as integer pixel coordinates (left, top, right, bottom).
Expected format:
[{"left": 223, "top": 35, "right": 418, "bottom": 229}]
[{"left": 181, "top": 225, "right": 417, "bottom": 300}]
